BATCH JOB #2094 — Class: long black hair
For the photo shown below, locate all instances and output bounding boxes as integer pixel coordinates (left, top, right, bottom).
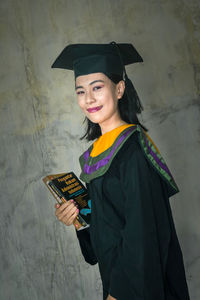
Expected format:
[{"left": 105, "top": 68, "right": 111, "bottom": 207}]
[{"left": 80, "top": 73, "right": 148, "bottom": 141}]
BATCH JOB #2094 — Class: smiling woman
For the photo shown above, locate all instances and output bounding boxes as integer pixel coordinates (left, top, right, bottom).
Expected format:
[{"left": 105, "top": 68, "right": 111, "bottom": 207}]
[
  {"left": 75, "top": 73, "right": 126, "bottom": 135},
  {"left": 51, "top": 42, "right": 190, "bottom": 300}
]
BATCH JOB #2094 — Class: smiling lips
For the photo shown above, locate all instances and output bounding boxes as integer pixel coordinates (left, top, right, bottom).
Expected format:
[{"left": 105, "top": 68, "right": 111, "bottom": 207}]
[{"left": 87, "top": 105, "right": 103, "bottom": 113}]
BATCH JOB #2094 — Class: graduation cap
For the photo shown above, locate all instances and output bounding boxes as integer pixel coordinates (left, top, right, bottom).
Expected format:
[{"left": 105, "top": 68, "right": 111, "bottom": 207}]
[{"left": 52, "top": 41, "right": 144, "bottom": 113}]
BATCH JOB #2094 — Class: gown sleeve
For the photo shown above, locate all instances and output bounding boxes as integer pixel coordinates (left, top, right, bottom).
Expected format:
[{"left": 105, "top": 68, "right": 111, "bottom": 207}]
[
  {"left": 75, "top": 227, "right": 98, "bottom": 265},
  {"left": 75, "top": 182, "right": 98, "bottom": 266},
  {"left": 108, "top": 141, "right": 174, "bottom": 299}
]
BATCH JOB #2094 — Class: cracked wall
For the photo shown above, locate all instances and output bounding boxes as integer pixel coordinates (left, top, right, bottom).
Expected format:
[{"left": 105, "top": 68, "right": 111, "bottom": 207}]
[{"left": 0, "top": 0, "right": 199, "bottom": 299}]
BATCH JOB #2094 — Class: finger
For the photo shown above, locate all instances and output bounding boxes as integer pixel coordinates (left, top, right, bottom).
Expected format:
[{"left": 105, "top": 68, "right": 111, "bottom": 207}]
[
  {"left": 55, "top": 200, "right": 74, "bottom": 214},
  {"left": 57, "top": 203, "right": 78, "bottom": 221},
  {"left": 68, "top": 209, "right": 79, "bottom": 224},
  {"left": 55, "top": 203, "right": 60, "bottom": 209},
  {"left": 55, "top": 202, "right": 68, "bottom": 217},
  {"left": 63, "top": 208, "right": 79, "bottom": 225},
  {"left": 60, "top": 207, "right": 79, "bottom": 225},
  {"left": 62, "top": 204, "right": 78, "bottom": 221}
]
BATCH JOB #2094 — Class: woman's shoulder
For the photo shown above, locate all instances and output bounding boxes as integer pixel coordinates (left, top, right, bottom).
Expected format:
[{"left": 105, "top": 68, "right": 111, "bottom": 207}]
[
  {"left": 107, "top": 130, "right": 144, "bottom": 178},
  {"left": 113, "top": 130, "right": 142, "bottom": 163},
  {"left": 110, "top": 129, "right": 180, "bottom": 198}
]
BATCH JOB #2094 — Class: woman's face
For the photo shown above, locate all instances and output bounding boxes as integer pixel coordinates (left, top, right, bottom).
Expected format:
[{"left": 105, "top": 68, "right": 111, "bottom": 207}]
[{"left": 75, "top": 72, "right": 125, "bottom": 129}]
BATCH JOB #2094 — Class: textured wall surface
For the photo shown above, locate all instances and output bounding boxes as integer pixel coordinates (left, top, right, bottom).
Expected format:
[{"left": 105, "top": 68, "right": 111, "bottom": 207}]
[{"left": 0, "top": 0, "right": 200, "bottom": 299}]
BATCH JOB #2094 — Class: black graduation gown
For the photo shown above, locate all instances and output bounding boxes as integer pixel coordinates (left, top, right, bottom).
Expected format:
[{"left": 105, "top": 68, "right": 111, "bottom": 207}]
[{"left": 76, "top": 131, "right": 190, "bottom": 300}]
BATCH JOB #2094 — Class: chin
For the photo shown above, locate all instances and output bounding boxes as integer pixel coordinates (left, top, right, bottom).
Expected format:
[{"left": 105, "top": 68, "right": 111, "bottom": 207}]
[
  {"left": 85, "top": 113, "right": 104, "bottom": 124},
  {"left": 88, "top": 117, "right": 103, "bottom": 124}
]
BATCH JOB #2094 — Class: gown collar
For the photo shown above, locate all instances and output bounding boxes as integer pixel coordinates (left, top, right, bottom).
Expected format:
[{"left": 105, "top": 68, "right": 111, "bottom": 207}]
[
  {"left": 79, "top": 124, "right": 179, "bottom": 197},
  {"left": 90, "top": 123, "right": 134, "bottom": 157}
]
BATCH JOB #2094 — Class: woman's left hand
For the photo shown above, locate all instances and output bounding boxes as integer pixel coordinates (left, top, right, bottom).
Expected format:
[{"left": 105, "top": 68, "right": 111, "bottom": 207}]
[{"left": 106, "top": 295, "right": 117, "bottom": 300}]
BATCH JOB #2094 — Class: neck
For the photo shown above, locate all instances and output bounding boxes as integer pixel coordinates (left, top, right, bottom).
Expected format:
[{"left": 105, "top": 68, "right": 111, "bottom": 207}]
[{"left": 99, "top": 116, "right": 128, "bottom": 135}]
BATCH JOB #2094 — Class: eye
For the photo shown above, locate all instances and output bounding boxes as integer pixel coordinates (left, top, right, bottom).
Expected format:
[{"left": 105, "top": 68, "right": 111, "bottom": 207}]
[
  {"left": 93, "top": 85, "right": 103, "bottom": 91},
  {"left": 76, "top": 90, "right": 84, "bottom": 95}
]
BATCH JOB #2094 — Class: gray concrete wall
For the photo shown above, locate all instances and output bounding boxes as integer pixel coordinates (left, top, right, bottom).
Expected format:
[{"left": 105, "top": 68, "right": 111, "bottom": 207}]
[{"left": 0, "top": 0, "right": 199, "bottom": 299}]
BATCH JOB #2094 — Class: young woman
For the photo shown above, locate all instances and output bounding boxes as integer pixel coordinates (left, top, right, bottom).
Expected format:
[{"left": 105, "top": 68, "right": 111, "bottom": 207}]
[{"left": 52, "top": 42, "right": 190, "bottom": 300}]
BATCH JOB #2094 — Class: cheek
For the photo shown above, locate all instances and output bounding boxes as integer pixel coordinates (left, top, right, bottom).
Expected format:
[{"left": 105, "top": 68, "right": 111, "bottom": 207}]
[
  {"left": 104, "top": 94, "right": 118, "bottom": 110},
  {"left": 77, "top": 97, "right": 85, "bottom": 110}
]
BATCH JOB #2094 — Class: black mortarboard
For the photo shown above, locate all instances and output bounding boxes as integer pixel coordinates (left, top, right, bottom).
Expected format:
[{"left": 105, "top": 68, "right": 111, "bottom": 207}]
[
  {"left": 51, "top": 42, "right": 143, "bottom": 78},
  {"left": 52, "top": 41, "right": 144, "bottom": 113}
]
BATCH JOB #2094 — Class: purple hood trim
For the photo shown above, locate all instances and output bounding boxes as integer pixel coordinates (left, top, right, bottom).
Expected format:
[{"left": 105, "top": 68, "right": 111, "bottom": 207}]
[
  {"left": 143, "top": 133, "right": 172, "bottom": 178},
  {"left": 83, "top": 127, "right": 135, "bottom": 174}
]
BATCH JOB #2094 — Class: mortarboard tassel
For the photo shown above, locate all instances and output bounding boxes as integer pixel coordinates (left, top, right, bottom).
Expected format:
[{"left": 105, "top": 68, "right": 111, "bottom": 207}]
[
  {"left": 124, "top": 72, "right": 144, "bottom": 114},
  {"left": 110, "top": 41, "right": 144, "bottom": 114}
]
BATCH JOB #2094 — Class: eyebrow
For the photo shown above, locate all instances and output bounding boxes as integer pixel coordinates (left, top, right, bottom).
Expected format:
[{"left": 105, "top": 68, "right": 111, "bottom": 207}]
[{"left": 75, "top": 80, "right": 105, "bottom": 90}]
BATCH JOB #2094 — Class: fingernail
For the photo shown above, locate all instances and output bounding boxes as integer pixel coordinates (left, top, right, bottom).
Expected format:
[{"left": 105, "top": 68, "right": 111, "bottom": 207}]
[{"left": 71, "top": 199, "right": 74, "bottom": 202}]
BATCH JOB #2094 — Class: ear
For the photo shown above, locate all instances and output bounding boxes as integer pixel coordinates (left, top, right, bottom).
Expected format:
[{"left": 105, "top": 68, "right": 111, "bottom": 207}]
[{"left": 116, "top": 80, "right": 125, "bottom": 99}]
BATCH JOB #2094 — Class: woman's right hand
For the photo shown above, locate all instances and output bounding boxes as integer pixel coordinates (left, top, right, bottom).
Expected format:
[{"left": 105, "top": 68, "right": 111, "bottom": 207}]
[{"left": 54, "top": 199, "right": 79, "bottom": 226}]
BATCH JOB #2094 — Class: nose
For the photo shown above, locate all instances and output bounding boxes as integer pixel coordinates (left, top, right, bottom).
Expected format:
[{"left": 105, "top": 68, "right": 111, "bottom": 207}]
[{"left": 85, "top": 90, "right": 96, "bottom": 105}]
